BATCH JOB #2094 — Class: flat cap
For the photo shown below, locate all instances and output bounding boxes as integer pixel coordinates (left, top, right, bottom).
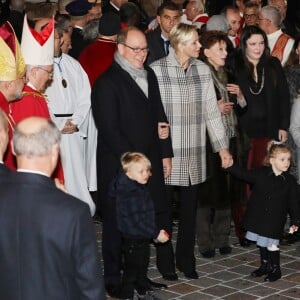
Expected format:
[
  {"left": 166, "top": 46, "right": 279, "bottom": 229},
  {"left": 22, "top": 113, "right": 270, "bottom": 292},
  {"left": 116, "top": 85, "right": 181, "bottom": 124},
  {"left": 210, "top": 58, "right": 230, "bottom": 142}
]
[{"left": 66, "top": 0, "right": 93, "bottom": 16}]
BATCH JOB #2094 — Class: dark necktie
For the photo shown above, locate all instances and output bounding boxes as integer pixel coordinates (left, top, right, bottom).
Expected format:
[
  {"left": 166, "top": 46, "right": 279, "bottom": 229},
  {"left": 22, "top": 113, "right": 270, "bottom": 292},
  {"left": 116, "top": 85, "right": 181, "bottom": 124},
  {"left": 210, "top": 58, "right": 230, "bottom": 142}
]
[{"left": 165, "top": 40, "right": 170, "bottom": 55}]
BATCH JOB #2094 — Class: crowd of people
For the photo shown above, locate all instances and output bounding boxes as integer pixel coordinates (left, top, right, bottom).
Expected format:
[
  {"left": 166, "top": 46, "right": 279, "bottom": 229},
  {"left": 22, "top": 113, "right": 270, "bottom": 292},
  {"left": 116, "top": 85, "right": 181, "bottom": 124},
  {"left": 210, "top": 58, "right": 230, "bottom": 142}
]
[{"left": 0, "top": 0, "right": 300, "bottom": 299}]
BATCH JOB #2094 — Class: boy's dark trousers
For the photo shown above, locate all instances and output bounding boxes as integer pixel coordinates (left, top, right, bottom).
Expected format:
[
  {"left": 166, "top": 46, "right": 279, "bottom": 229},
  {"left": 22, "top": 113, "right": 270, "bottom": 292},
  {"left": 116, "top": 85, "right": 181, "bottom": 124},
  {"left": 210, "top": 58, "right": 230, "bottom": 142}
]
[{"left": 120, "top": 238, "right": 150, "bottom": 298}]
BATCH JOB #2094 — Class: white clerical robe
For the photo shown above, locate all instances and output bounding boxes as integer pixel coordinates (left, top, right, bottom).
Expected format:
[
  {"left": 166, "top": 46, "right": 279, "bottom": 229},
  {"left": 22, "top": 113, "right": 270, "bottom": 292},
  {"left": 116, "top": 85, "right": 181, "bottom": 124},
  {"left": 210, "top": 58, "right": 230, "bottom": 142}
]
[
  {"left": 267, "top": 29, "right": 294, "bottom": 66},
  {"left": 46, "top": 53, "right": 97, "bottom": 216}
]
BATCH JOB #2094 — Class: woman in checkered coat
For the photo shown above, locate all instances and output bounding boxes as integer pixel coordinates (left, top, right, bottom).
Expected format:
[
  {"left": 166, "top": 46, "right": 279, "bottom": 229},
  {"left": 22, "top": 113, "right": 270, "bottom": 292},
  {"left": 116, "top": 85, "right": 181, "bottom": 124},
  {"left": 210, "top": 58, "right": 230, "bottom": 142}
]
[{"left": 150, "top": 23, "right": 232, "bottom": 279}]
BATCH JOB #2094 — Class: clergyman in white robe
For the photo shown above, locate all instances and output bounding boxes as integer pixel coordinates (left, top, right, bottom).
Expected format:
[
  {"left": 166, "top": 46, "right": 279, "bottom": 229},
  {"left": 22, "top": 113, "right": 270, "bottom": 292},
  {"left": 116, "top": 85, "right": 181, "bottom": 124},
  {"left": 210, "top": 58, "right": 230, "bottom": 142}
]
[{"left": 46, "top": 53, "right": 97, "bottom": 216}]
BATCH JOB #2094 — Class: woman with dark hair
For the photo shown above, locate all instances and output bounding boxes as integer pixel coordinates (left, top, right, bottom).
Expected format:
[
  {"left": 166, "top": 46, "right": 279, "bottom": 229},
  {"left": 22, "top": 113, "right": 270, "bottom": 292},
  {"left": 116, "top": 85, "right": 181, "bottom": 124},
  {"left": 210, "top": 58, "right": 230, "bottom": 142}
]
[
  {"left": 228, "top": 25, "right": 291, "bottom": 245},
  {"left": 230, "top": 25, "right": 290, "bottom": 169},
  {"left": 196, "top": 30, "right": 247, "bottom": 256}
]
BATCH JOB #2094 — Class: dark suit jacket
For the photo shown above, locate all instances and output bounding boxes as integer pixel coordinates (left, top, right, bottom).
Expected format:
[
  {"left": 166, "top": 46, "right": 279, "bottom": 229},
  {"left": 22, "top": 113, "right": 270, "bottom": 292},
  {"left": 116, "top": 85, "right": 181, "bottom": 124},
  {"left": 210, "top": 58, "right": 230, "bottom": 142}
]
[
  {"left": 0, "top": 172, "right": 105, "bottom": 300},
  {"left": 91, "top": 61, "right": 173, "bottom": 214},
  {"left": 0, "top": 162, "right": 10, "bottom": 174},
  {"left": 146, "top": 27, "right": 167, "bottom": 65},
  {"left": 68, "top": 27, "right": 90, "bottom": 59}
]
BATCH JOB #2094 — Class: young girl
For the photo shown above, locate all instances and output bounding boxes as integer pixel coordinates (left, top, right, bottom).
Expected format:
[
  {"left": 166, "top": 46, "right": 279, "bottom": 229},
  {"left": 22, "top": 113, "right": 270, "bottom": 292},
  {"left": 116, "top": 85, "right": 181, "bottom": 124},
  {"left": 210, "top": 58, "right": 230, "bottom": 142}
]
[{"left": 226, "top": 141, "right": 300, "bottom": 282}]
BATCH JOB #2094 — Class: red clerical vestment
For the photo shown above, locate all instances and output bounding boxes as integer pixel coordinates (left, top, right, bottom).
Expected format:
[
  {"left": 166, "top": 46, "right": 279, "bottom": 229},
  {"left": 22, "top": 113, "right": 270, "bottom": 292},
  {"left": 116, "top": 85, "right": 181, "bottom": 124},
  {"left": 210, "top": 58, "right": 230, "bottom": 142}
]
[
  {"left": 78, "top": 37, "right": 117, "bottom": 86},
  {"left": 10, "top": 85, "right": 64, "bottom": 182},
  {"left": 11, "top": 85, "right": 50, "bottom": 122},
  {"left": 0, "top": 91, "right": 16, "bottom": 170}
]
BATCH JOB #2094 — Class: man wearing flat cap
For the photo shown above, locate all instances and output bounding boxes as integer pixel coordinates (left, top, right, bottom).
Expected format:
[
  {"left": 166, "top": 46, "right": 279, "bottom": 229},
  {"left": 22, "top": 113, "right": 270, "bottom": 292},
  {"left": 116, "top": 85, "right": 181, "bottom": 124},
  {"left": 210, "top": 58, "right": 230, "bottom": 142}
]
[
  {"left": 79, "top": 12, "right": 121, "bottom": 86},
  {"left": 66, "top": 0, "right": 93, "bottom": 59}
]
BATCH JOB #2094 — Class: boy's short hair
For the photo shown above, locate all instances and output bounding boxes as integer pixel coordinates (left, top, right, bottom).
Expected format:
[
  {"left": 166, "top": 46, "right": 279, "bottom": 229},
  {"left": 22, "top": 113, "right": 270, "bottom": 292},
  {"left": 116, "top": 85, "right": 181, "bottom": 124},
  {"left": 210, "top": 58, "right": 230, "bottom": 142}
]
[{"left": 121, "top": 152, "right": 151, "bottom": 173}]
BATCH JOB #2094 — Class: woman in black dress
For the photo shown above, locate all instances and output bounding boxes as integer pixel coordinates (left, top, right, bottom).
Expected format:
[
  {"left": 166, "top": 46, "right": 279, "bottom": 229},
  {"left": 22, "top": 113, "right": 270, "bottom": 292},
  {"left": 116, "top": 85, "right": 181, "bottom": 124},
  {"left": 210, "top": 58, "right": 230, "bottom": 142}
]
[{"left": 226, "top": 26, "right": 290, "bottom": 242}]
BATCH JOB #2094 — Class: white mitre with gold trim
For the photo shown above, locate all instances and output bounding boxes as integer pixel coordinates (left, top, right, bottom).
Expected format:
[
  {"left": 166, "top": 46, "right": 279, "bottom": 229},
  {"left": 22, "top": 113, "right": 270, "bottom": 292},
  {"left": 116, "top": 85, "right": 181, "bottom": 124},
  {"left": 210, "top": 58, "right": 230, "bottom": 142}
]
[
  {"left": 21, "top": 15, "right": 54, "bottom": 66},
  {"left": 0, "top": 22, "right": 25, "bottom": 81}
]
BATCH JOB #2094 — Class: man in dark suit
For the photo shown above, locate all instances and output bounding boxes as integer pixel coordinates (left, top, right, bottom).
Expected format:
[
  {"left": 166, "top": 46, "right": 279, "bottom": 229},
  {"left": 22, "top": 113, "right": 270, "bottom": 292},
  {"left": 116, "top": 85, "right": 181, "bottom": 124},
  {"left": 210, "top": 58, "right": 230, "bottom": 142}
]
[
  {"left": 146, "top": 1, "right": 181, "bottom": 65},
  {"left": 91, "top": 26, "right": 174, "bottom": 297},
  {"left": 66, "top": 0, "right": 93, "bottom": 59},
  {"left": 0, "top": 109, "right": 11, "bottom": 176},
  {"left": 0, "top": 117, "right": 105, "bottom": 300}
]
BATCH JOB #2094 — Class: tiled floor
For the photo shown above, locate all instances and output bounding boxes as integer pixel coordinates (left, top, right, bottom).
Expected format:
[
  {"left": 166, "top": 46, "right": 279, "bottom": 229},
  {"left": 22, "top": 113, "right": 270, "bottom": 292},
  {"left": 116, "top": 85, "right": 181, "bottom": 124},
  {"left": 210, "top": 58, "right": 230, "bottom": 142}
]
[{"left": 95, "top": 223, "right": 300, "bottom": 299}]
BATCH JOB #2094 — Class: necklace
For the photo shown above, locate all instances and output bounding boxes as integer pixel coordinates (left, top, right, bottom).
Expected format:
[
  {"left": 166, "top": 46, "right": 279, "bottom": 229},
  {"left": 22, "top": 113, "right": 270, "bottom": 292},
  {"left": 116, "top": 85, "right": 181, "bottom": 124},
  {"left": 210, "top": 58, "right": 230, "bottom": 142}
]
[
  {"left": 249, "top": 68, "right": 264, "bottom": 95},
  {"left": 54, "top": 56, "right": 67, "bottom": 88}
]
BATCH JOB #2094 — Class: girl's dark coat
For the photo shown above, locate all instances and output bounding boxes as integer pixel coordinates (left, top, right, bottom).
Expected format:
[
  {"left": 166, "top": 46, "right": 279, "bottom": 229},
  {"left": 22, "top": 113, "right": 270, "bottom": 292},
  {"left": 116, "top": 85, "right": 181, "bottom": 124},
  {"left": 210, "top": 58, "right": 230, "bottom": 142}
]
[{"left": 227, "top": 164, "right": 300, "bottom": 239}]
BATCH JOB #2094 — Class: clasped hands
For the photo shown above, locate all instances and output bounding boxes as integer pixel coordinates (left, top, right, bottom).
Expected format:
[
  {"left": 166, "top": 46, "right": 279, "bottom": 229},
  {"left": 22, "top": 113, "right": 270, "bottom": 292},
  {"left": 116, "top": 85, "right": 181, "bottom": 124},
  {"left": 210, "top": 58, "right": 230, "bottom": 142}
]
[{"left": 61, "top": 119, "right": 78, "bottom": 134}]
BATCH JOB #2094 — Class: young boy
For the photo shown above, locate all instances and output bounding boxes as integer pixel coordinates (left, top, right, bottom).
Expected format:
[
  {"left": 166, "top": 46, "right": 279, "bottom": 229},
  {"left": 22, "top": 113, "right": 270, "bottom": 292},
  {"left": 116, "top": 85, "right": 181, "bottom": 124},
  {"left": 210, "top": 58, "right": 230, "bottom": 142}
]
[{"left": 110, "top": 152, "right": 169, "bottom": 300}]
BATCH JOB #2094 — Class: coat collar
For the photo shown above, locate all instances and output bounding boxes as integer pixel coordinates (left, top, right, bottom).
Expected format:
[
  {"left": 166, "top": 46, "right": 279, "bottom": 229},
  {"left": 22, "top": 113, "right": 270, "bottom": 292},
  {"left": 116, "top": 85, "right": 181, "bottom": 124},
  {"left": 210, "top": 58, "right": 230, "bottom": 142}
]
[
  {"left": 112, "top": 61, "right": 150, "bottom": 102},
  {"left": 14, "top": 171, "right": 57, "bottom": 187},
  {"left": 266, "top": 166, "right": 287, "bottom": 180},
  {"left": 166, "top": 47, "right": 199, "bottom": 69}
]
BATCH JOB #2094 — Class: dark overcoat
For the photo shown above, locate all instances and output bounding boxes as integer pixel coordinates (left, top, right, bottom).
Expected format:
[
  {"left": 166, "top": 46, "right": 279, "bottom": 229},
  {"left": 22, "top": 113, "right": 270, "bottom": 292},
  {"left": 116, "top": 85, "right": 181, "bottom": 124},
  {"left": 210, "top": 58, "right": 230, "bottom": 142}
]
[
  {"left": 0, "top": 172, "right": 105, "bottom": 300},
  {"left": 91, "top": 61, "right": 173, "bottom": 214},
  {"left": 227, "top": 164, "right": 300, "bottom": 239},
  {"left": 146, "top": 27, "right": 166, "bottom": 65},
  {"left": 110, "top": 171, "right": 158, "bottom": 239}
]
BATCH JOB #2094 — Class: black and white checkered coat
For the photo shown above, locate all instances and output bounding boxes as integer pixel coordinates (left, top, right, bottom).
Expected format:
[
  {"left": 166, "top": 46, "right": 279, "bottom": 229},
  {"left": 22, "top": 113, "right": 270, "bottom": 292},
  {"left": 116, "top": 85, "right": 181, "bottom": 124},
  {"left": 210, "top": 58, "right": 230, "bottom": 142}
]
[{"left": 150, "top": 48, "right": 228, "bottom": 186}]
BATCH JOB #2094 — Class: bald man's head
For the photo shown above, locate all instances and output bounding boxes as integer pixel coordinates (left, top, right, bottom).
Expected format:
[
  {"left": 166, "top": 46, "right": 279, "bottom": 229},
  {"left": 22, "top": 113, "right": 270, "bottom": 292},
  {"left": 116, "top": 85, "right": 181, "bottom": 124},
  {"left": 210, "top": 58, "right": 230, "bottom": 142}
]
[{"left": 13, "top": 117, "right": 61, "bottom": 157}]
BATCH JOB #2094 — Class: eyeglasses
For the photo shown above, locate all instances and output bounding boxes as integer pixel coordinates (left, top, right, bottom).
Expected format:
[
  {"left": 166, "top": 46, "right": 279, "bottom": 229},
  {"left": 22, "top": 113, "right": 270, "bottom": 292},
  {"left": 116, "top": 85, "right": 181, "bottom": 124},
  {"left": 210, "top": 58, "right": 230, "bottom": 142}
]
[
  {"left": 244, "top": 14, "right": 257, "bottom": 19},
  {"left": 120, "top": 43, "right": 149, "bottom": 53},
  {"left": 258, "top": 17, "right": 270, "bottom": 22},
  {"left": 36, "top": 67, "right": 53, "bottom": 77}
]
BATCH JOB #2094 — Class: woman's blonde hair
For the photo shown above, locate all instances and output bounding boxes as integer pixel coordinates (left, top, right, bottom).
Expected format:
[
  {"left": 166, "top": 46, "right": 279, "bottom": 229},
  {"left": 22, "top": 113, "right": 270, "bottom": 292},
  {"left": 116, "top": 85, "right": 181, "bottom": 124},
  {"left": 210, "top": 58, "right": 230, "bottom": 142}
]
[
  {"left": 169, "top": 23, "right": 198, "bottom": 51},
  {"left": 263, "top": 140, "right": 292, "bottom": 166},
  {"left": 121, "top": 152, "right": 151, "bottom": 173}
]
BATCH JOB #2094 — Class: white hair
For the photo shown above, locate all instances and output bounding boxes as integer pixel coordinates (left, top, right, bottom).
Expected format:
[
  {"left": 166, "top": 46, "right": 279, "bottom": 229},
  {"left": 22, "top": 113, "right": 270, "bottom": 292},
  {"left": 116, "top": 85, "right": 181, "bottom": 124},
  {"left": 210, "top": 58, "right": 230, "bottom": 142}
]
[
  {"left": 188, "top": 0, "right": 205, "bottom": 13},
  {"left": 261, "top": 5, "right": 281, "bottom": 27},
  {"left": 268, "top": 0, "right": 287, "bottom": 7}
]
